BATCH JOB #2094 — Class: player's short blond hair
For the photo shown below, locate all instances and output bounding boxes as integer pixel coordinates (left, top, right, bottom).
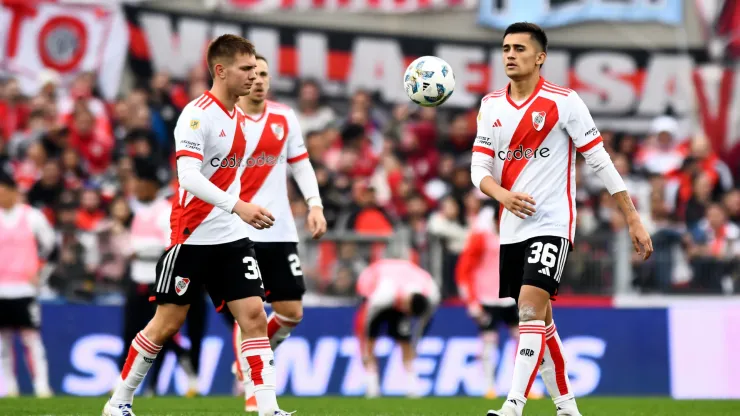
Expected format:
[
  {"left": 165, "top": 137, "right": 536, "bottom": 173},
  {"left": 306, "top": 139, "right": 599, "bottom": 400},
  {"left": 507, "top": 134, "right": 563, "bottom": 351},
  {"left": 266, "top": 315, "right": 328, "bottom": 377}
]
[{"left": 206, "top": 34, "right": 256, "bottom": 78}]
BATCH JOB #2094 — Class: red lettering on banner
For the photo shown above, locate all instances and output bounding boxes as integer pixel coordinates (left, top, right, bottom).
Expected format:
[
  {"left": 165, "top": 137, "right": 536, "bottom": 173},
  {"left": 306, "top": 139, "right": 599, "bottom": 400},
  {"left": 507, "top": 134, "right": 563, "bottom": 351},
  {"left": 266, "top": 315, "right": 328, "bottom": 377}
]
[
  {"left": 693, "top": 69, "right": 734, "bottom": 156},
  {"left": 279, "top": 46, "right": 297, "bottom": 77},
  {"left": 4, "top": 3, "right": 38, "bottom": 59}
]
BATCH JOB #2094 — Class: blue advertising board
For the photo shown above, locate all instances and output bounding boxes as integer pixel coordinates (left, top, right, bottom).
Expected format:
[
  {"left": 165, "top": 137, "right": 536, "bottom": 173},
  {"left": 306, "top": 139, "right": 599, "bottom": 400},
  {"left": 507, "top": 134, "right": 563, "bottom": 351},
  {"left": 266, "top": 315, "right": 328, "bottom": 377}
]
[
  {"left": 1, "top": 304, "right": 670, "bottom": 397},
  {"left": 478, "top": 0, "right": 683, "bottom": 30}
]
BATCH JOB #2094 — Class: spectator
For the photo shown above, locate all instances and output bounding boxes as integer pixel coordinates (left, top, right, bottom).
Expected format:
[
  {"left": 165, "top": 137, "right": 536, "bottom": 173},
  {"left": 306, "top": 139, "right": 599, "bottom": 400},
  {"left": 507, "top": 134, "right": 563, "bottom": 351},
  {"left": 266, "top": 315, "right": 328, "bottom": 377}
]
[
  {"left": 295, "top": 79, "right": 336, "bottom": 133},
  {"left": 687, "top": 203, "right": 740, "bottom": 292}
]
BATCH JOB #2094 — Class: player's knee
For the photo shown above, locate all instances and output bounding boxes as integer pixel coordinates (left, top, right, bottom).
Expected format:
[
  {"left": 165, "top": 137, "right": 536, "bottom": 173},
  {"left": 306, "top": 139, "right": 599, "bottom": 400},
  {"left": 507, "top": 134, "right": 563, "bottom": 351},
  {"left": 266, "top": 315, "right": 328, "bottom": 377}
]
[
  {"left": 235, "top": 300, "right": 268, "bottom": 336},
  {"left": 518, "top": 304, "right": 538, "bottom": 322}
]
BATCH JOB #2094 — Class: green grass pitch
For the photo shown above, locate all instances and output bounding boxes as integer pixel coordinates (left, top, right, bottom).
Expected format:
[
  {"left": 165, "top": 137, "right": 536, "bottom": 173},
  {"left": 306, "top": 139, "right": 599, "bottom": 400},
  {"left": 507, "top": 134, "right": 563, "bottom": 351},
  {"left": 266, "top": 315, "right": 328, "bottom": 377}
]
[{"left": 1, "top": 396, "right": 739, "bottom": 416}]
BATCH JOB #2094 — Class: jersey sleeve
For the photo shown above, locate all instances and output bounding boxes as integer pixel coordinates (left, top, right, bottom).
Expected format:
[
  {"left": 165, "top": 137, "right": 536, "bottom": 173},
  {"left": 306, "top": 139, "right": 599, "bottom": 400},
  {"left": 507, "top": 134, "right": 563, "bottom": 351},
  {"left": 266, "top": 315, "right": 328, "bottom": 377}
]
[
  {"left": 472, "top": 100, "right": 495, "bottom": 158},
  {"left": 29, "top": 207, "right": 55, "bottom": 258},
  {"left": 564, "top": 92, "right": 603, "bottom": 153},
  {"left": 174, "top": 106, "right": 209, "bottom": 161},
  {"left": 286, "top": 110, "right": 309, "bottom": 163}
]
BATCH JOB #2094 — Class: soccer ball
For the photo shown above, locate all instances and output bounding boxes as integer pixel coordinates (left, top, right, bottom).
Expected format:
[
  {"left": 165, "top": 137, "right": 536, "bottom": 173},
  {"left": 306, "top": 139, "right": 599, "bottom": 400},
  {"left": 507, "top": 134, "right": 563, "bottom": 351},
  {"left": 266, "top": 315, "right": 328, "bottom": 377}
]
[{"left": 403, "top": 56, "right": 455, "bottom": 107}]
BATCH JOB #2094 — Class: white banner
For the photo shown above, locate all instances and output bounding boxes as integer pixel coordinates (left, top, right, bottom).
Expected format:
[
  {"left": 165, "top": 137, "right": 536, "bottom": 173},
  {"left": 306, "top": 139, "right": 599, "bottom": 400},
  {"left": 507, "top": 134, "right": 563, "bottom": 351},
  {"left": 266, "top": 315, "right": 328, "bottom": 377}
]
[
  {"left": 221, "top": 0, "right": 476, "bottom": 13},
  {"left": 0, "top": 2, "right": 128, "bottom": 100}
]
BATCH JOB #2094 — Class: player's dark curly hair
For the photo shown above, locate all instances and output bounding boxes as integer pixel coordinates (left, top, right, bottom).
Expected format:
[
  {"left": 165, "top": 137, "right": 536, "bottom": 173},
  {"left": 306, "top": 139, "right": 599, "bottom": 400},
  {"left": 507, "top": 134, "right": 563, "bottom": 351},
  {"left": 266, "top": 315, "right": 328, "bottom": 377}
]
[
  {"left": 206, "top": 34, "right": 256, "bottom": 78},
  {"left": 503, "top": 22, "right": 548, "bottom": 52}
]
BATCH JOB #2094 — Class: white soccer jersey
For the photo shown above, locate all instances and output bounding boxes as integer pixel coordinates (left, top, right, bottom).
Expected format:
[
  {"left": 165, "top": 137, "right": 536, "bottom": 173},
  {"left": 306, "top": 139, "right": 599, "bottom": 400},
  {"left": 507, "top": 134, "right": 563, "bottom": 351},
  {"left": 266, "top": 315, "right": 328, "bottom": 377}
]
[
  {"left": 240, "top": 100, "right": 309, "bottom": 242},
  {"left": 170, "top": 91, "right": 250, "bottom": 246},
  {"left": 472, "top": 77, "right": 603, "bottom": 245}
]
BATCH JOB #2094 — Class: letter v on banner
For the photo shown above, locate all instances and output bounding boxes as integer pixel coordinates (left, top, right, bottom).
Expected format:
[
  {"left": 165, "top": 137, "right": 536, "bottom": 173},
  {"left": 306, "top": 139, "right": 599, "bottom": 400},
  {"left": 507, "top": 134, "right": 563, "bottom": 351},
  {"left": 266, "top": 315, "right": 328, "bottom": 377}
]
[{"left": 692, "top": 67, "right": 735, "bottom": 155}]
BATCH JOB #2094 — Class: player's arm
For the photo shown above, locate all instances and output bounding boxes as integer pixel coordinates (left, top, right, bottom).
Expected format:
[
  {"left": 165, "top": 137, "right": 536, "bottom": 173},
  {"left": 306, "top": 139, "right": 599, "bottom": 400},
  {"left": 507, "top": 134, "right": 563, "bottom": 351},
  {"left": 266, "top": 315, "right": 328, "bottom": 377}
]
[
  {"left": 564, "top": 92, "right": 653, "bottom": 259},
  {"left": 471, "top": 100, "right": 536, "bottom": 219},
  {"left": 175, "top": 109, "right": 274, "bottom": 229},
  {"left": 455, "top": 233, "right": 484, "bottom": 317},
  {"left": 286, "top": 110, "right": 326, "bottom": 238},
  {"left": 30, "top": 208, "right": 55, "bottom": 259}
]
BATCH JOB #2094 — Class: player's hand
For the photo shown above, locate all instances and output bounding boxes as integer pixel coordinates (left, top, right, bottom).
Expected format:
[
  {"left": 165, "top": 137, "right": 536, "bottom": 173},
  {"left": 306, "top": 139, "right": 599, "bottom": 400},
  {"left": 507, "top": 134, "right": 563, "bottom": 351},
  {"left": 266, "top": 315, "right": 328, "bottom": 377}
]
[
  {"left": 497, "top": 190, "right": 536, "bottom": 219},
  {"left": 307, "top": 206, "right": 327, "bottom": 239},
  {"left": 628, "top": 217, "right": 653, "bottom": 260},
  {"left": 233, "top": 200, "right": 274, "bottom": 230}
]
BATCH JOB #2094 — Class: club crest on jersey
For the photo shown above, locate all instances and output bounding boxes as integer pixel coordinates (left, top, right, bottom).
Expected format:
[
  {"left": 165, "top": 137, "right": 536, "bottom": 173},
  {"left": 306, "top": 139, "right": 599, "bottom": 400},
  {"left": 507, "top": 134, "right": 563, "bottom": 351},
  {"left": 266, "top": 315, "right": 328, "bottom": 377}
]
[
  {"left": 532, "top": 111, "right": 546, "bottom": 131},
  {"left": 175, "top": 276, "right": 190, "bottom": 296},
  {"left": 271, "top": 123, "right": 285, "bottom": 141},
  {"left": 189, "top": 119, "right": 200, "bottom": 130}
]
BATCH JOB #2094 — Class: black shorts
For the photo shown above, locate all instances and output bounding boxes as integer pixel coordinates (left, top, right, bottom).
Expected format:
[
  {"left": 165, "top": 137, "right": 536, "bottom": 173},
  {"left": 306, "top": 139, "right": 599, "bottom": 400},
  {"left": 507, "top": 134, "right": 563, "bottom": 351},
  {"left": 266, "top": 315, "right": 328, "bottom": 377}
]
[
  {"left": 0, "top": 297, "right": 41, "bottom": 329},
  {"left": 367, "top": 308, "right": 413, "bottom": 341},
  {"left": 151, "top": 238, "right": 265, "bottom": 310},
  {"left": 253, "top": 242, "right": 306, "bottom": 302},
  {"left": 499, "top": 236, "right": 571, "bottom": 300},
  {"left": 477, "top": 304, "right": 519, "bottom": 332}
]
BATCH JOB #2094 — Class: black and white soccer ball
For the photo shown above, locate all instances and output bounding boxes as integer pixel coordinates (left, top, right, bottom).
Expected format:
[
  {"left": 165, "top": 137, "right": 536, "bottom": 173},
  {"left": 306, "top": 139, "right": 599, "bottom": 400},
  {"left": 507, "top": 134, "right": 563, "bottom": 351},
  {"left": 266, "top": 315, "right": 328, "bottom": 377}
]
[{"left": 403, "top": 56, "right": 455, "bottom": 107}]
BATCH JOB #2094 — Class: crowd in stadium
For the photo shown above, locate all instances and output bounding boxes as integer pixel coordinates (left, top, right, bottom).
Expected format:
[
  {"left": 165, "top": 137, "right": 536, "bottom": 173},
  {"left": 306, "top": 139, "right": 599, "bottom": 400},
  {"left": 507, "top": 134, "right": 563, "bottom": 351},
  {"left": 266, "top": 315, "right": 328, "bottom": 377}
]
[{"left": 1, "top": 68, "right": 739, "bottom": 302}]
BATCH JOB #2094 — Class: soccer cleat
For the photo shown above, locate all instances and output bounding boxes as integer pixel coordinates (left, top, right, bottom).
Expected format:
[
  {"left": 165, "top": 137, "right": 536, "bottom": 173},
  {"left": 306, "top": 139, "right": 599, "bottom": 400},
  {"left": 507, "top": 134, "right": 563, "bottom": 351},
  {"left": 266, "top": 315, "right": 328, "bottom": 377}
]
[
  {"left": 245, "top": 395, "right": 258, "bottom": 412},
  {"left": 486, "top": 399, "right": 522, "bottom": 416},
  {"left": 102, "top": 401, "right": 136, "bottom": 416},
  {"left": 270, "top": 411, "right": 295, "bottom": 416},
  {"left": 484, "top": 387, "right": 498, "bottom": 399},
  {"left": 556, "top": 404, "right": 583, "bottom": 416},
  {"left": 5, "top": 386, "right": 19, "bottom": 398},
  {"left": 527, "top": 389, "right": 544, "bottom": 399},
  {"left": 35, "top": 388, "right": 54, "bottom": 399},
  {"left": 486, "top": 408, "right": 519, "bottom": 416}
]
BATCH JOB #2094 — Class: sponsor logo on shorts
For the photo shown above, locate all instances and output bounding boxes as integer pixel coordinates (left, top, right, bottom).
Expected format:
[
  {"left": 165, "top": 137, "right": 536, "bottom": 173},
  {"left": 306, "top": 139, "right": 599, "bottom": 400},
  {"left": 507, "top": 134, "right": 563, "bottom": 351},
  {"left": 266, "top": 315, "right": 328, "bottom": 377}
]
[
  {"left": 520, "top": 348, "right": 535, "bottom": 357},
  {"left": 175, "top": 276, "right": 190, "bottom": 296}
]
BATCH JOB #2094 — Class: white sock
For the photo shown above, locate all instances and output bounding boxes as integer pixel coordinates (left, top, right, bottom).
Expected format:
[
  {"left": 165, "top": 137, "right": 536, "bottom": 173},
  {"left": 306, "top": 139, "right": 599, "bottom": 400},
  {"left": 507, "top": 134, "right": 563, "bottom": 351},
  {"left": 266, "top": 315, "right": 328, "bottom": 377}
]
[
  {"left": 0, "top": 331, "right": 18, "bottom": 395},
  {"left": 365, "top": 369, "right": 380, "bottom": 397},
  {"left": 541, "top": 322, "right": 577, "bottom": 408},
  {"left": 111, "top": 332, "right": 161, "bottom": 405},
  {"left": 481, "top": 333, "right": 497, "bottom": 391},
  {"left": 267, "top": 312, "right": 301, "bottom": 350},
  {"left": 244, "top": 378, "right": 255, "bottom": 401},
  {"left": 20, "top": 330, "right": 51, "bottom": 395},
  {"left": 506, "top": 320, "right": 546, "bottom": 407},
  {"left": 242, "top": 337, "right": 278, "bottom": 414}
]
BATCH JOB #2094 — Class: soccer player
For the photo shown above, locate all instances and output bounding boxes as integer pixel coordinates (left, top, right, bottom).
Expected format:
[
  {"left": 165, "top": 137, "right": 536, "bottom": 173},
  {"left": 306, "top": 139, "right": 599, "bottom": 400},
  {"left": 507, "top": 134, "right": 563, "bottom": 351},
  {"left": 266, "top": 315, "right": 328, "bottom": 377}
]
[
  {"left": 455, "top": 206, "right": 519, "bottom": 399},
  {"left": 0, "top": 168, "right": 55, "bottom": 398},
  {"left": 230, "top": 54, "right": 327, "bottom": 412},
  {"left": 472, "top": 23, "right": 653, "bottom": 416},
  {"left": 103, "top": 35, "right": 292, "bottom": 416},
  {"left": 354, "top": 258, "right": 440, "bottom": 398},
  {"left": 121, "top": 157, "right": 200, "bottom": 397}
]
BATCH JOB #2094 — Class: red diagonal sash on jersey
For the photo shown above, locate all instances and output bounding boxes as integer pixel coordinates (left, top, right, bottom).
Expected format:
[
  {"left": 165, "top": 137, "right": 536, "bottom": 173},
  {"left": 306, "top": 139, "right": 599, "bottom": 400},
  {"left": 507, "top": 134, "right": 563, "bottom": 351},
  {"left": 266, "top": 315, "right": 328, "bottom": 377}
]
[
  {"left": 169, "top": 115, "right": 247, "bottom": 246},
  {"left": 240, "top": 112, "right": 290, "bottom": 202},
  {"left": 500, "top": 96, "right": 559, "bottom": 191}
]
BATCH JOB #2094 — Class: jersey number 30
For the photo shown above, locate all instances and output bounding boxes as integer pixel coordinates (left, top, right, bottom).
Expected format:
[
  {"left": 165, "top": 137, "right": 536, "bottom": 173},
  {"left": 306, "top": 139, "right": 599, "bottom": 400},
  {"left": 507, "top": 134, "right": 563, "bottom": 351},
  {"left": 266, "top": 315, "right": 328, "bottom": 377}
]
[
  {"left": 243, "top": 256, "right": 262, "bottom": 280},
  {"left": 527, "top": 242, "right": 559, "bottom": 268}
]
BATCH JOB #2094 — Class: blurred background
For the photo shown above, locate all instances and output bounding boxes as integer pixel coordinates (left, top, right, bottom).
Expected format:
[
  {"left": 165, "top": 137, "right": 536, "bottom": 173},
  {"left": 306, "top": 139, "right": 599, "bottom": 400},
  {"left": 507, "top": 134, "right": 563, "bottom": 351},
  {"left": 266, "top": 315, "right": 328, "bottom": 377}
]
[{"left": 1, "top": 0, "right": 739, "bottom": 401}]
